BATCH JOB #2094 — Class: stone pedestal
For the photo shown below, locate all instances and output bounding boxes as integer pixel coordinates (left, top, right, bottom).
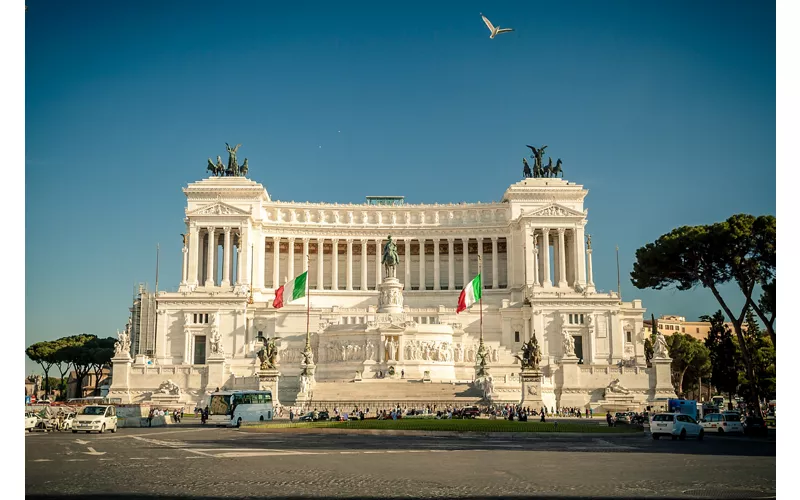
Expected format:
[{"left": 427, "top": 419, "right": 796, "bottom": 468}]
[
  {"left": 295, "top": 364, "right": 316, "bottom": 405},
  {"left": 520, "top": 369, "right": 544, "bottom": 407},
  {"left": 108, "top": 355, "right": 133, "bottom": 403},
  {"left": 597, "top": 392, "right": 640, "bottom": 413},
  {"left": 377, "top": 277, "right": 404, "bottom": 314},
  {"left": 257, "top": 369, "right": 281, "bottom": 407},
  {"left": 557, "top": 356, "right": 584, "bottom": 407},
  {"left": 205, "top": 355, "right": 227, "bottom": 394},
  {"left": 651, "top": 357, "right": 677, "bottom": 399}
]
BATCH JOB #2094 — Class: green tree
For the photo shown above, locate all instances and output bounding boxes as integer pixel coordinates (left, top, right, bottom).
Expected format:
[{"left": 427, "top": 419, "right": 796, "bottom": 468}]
[
  {"left": 630, "top": 214, "right": 775, "bottom": 410},
  {"left": 88, "top": 337, "right": 115, "bottom": 393},
  {"left": 643, "top": 314, "right": 658, "bottom": 367},
  {"left": 702, "top": 310, "right": 740, "bottom": 408},
  {"left": 59, "top": 335, "right": 99, "bottom": 398},
  {"left": 25, "top": 341, "right": 59, "bottom": 396},
  {"left": 738, "top": 309, "right": 776, "bottom": 405},
  {"left": 665, "top": 333, "right": 711, "bottom": 397}
]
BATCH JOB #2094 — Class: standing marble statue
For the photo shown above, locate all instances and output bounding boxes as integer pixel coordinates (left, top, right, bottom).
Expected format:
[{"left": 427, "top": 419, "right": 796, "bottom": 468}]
[
  {"left": 653, "top": 332, "right": 670, "bottom": 359},
  {"left": 385, "top": 338, "right": 397, "bottom": 361},
  {"left": 114, "top": 329, "right": 131, "bottom": 357},
  {"left": 382, "top": 235, "right": 399, "bottom": 279},
  {"left": 562, "top": 329, "right": 575, "bottom": 357}
]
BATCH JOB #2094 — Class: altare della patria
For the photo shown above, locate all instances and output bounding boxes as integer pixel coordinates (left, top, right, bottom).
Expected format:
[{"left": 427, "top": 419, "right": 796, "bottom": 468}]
[{"left": 108, "top": 143, "right": 676, "bottom": 411}]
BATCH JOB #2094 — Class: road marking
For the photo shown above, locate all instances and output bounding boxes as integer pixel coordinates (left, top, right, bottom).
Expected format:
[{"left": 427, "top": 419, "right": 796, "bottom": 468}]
[
  {"left": 130, "top": 457, "right": 147, "bottom": 460},
  {"left": 99, "top": 458, "right": 113, "bottom": 461},
  {"left": 74, "top": 439, "right": 90, "bottom": 445},
  {"left": 66, "top": 459, "right": 88, "bottom": 462},
  {"left": 32, "top": 459, "right": 52, "bottom": 462},
  {"left": 157, "top": 457, "right": 176, "bottom": 460},
  {"left": 83, "top": 447, "right": 106, "bottom": 456},
  {"left": 131, "top": 436, "right": 213, "bottom": 457},
  {"left": 213, "top": 451, "right": 323, "bottom": 458},
  {"left": 107, "top": 428, "right": 220, "bottom": 440}
]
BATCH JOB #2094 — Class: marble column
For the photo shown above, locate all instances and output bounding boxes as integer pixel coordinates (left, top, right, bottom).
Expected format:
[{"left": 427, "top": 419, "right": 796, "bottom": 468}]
[
  {"left": 477, "top": 237, "right": 484, "bottom": 278},
  {"left": 404, "top": 239, "right": 411, "bottom": 286},
  {"left": 418, "top": 238, "right": 426, "bottom": 291},
  {"left": 188, "top": 222, "right": 199, "bottom": 285},
  {"left": 360, "top": 239, "right": 368, "bottom": 290},
  {"left": 375, "top": 238, "right": 382, "bottom": 285},
  {"left": 523, "top": 225, "right": 534, "bottom": 286},
  {"left": 272, "top": 237, "right": 281, "bottom": 289},
  {"left": 346, "top": 239, "right": 353, "bottom": 291},
  {"left": 433, "top": 238, "right": 441, "bottom": 290},
  {"left": 557, "top": 228, "right": 567, "bottom": 288},
  {"left": 317, "top": 238, "right": 325, "bottom": 290},
  {"left": 447, "top": 238, "right": 455, "bottom": 290},
  {"left": 214, "top": 233, "right": 220, "bottom": 286},
  {"left": 541, "top": 228, "right": 552, "bottom": 287},
  {"left": 222, "top": 227, "right": 232, "bottom": 286},
  {"left": 237, "top": 226, "right": 248, "bottom": 286},
  {"left": 491, "top": 237, "right": 498, "bottom": 289},
  {"left": 587, "top": 246, "right": 596, "bottom": 291},
  {"left": 205, "top": 227, "right": 215, "bottom": 287},
  {"left": 181, "top": 243, "right": 188, "bottom": 285},
  {"left": 575, "top": 225, "right": 587, "bottom": 286},
  {"left": 287, "top": 237, "right": 295, "bottom": 281},
  {"left": 532, "top": 232, "right": 540, "bottom": 287},
  {"left": 302, "top": 238, "right": 310, "bottom": 272},
  {"left": 462, "top": 238, "right": 470, "bottom": 287},
  {"left": 331, "top": 238, "right": 339, "bottom": 290}
]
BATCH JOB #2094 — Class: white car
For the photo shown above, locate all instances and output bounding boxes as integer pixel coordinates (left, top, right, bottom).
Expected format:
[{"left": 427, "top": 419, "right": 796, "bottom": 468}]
[
  {"left": 72, "top": 405, "right": 118, "bottom": 434},
  {"left": 650, "top": 412, "right": 704, "bottom": 441},
  {"left": 25, "top": 412, "right": 40, "bottom": 432},
  {"left": 700, "top": 412, "right": 744, "bottom": 434}
]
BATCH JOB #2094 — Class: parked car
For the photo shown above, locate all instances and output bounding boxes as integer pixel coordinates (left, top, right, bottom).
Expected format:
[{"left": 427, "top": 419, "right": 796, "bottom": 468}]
[
  {"left": 72, "top": 405, "right": 118, "bottom": 434},
  {"left": 700, "top": 412, "right": 744, "bottom": 434},
  {"left": 462, "top": 406, "right": 481, "bottom": 418},
  {"left": 743, "top": 416, "right": 769, "bottom": 436},
  {"left": 25, "top": 412, "right": 40, "bottom": 432},
  {"left": 614, "top": 412, "right": 631, "bottom": 424},
  {"left": 650, "top": 413, "right": 704, "bottom": 441}
]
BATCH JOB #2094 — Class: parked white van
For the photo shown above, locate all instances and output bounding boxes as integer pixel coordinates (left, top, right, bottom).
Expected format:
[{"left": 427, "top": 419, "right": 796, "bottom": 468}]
[{"left": 72, "top": 405, "right": 118, "bottom": 434}]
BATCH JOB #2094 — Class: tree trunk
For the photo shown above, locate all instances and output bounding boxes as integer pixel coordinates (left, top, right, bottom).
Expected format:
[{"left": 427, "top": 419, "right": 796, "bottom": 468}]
[
  {"left": 748, "top": 295, "right": 775, "bottom": 346},
  {"left": 677, "top": 366, "right": 689, "bottom": 397},
  {"left": 708, "top": 283, "right": 761, "bottom": 411}
]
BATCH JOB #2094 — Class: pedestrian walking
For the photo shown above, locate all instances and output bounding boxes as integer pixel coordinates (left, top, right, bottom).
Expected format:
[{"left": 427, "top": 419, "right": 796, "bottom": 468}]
[
  {"left": 147, "top": 408, "right": 154, "bottom": 427},
  {"left": 290, "top": 408, "right": 294, "bottom": 422}
]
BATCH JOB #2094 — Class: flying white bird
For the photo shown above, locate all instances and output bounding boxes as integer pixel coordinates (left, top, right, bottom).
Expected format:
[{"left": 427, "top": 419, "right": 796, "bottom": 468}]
[{"left": 481, "top": 14, "right": 514, "bottom": 39}]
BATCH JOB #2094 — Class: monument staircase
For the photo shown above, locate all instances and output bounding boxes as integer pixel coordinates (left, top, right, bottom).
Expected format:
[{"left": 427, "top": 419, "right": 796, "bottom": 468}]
[{"left": 302, "top": 379, "right": 484, "bottom": 410}]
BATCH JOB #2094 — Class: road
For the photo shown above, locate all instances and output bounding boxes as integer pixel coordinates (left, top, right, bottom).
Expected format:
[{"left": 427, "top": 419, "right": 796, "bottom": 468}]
[{"left": 25, "top": 425, "right": 775, "bottom": 499}]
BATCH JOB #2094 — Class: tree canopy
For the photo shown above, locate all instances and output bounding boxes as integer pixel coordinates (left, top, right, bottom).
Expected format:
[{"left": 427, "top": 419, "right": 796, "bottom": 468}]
[{"left": 631, "top": 213, "right": 775, "bottom": 410}]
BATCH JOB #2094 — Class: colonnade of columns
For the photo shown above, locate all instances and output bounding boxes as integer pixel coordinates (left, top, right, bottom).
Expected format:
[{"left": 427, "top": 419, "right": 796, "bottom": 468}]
[
  {"left": 526, "top": 226, "right": 588, "bottom": 289},
  {"left": 263, "top": 237, "right": 509, "bottom": 291},
  {"left": 184, "top": 226, "right": 244, "bottom": 288}
]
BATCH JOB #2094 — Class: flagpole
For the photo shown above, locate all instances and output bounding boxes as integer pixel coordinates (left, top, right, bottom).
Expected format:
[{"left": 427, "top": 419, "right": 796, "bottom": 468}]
[
  {"left": 616, "top": 245, "right": 621, "bottom": 302},
  {"left": 305, "top": 255, "right": 311, "bottom": 353},
  {"left": 477, "top": 255, "right": 487, "bottom": 379}
]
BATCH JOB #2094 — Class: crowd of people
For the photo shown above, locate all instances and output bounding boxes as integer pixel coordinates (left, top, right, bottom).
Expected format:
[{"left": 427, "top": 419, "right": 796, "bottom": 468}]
[{"left": 147, "top": 407, "right": 183, "bottom": 427}]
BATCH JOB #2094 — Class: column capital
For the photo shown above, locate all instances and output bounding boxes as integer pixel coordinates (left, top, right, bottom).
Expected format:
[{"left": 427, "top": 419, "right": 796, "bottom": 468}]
[
  {"left": 189, "top": 220, "right": 197, "bottom": 229},
  {"left": 491, "top": 236, "right": 498, "bottom": 242},
  {"left": 223, "top": 227, "right": 231, "bottom": 233},
  {"left": 331, "top": 238, "right": 340, "bottom": 244},
  {"left": 287, "top": 236, "right": 296, "bottom": 243},
  {"left": 461, "top": 237, "right": 469, "bottom": 244},
  {"left": 557, "top": 227, "right": 566, "bottom": 235},
  {"left": 360, "top": 238, "right": 369, "bottom": 244},
  {"left": 541, "top": 227, "right": 550, "bottom": 232},
  {"left": 476, "top": 236, "right": 484, "bottom": 242},
  {"left": 207, "top": 226, "right": 216, "bottom": 233},
  {"left": 317, "top": 237, "right": 325, "bottom": 243},
  {"left": 273, "top": 235, "right": 281, "bottom": 242},
  {"left": 447, "top": 237, "right": 454, "bottom": 243},
  {"left": 431, "top": 237, "right": 439, "bottom": 243},
  {"left": 345, "top": 238, "right": 353, "bottom": 244},
  {"left": 302, "top": 237, "right": 310, "bottom": 244}
]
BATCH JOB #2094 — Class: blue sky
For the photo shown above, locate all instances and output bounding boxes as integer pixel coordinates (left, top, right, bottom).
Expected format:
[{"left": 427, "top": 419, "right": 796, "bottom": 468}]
[{"left": 24, "top": 0, "right": 775, "bottom": 373}]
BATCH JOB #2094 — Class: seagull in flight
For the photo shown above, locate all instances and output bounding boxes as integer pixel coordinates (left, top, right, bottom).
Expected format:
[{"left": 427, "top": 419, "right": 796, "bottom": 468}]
[{"left": 481, "top": 14, "right": 514, "bottom": 39}]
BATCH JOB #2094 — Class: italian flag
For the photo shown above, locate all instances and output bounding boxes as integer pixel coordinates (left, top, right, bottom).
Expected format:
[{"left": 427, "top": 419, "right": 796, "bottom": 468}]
[
  {"left": 272, "top": 271, "right": 308, "bottom": 309},
  {"left": 457, "top": 274, "right": 482, "bottom": 314}
]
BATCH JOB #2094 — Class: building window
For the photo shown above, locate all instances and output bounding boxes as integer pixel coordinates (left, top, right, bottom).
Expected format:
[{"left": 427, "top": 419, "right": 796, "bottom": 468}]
[
  {"left": 192, "top": 313, "right": 209, "bottom": 324},
  {"left": 514, "top": 331, "right": 520, "bottom": 343},
  {"left": 568, "top": 314, "right": 585, "bottom": 325},
  {"left": 257, "top": 331, "right": 264, "bottom": 342},
  {"left": 626, "top": 331, "right": 632, "bottom": 343},
  {"left": 193, "top": 336, "right": 206, "bottom": 365}
]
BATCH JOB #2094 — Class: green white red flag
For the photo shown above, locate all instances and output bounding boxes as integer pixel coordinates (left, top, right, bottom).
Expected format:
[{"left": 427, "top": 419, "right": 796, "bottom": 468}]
[
  {"left": 456, "top": 273, "right": 482, "bottom": 314},
  {"left": 272, "top": 271, "right": 308, "bottom": 309}
]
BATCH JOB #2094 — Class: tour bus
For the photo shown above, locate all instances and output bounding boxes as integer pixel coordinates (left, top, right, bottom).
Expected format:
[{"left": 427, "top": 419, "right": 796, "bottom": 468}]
[{"left": 207, "top": 390, "right": 274, "bottom": 427}]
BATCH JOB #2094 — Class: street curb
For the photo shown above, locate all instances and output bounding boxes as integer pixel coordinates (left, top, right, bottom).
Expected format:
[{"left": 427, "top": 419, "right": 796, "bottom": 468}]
[{"left": 237, "top": 427, "right": 646, "bottom": 439}]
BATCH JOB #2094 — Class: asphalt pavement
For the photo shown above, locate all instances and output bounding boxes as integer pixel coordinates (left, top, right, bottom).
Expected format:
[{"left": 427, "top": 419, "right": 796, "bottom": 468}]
[{"left": 25, "top": 424, "right": 775, "bottom": 499}]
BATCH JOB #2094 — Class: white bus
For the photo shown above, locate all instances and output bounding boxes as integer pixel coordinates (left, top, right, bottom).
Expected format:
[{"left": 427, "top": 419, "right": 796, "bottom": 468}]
[{"left": 207, "top": 390, "right": 274, "bottom": 427}]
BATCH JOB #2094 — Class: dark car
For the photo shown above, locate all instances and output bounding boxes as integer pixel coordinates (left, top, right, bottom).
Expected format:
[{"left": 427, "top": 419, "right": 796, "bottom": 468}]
[
  {"left": 462, "top": 406, "right": 481, "bottom": 419},
  {"left": 743, "top": 416, "right": 769, "bottom": 436}
]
